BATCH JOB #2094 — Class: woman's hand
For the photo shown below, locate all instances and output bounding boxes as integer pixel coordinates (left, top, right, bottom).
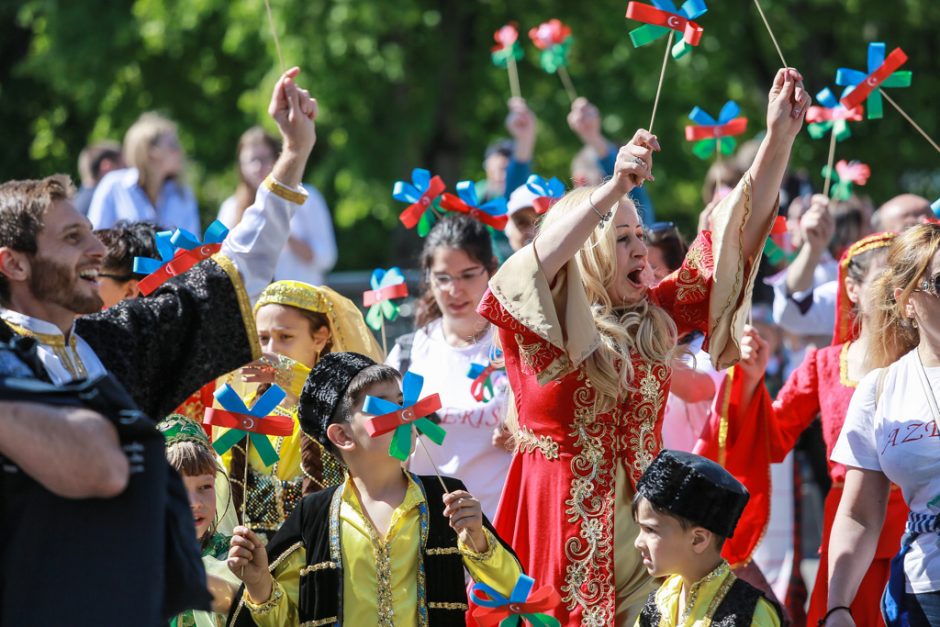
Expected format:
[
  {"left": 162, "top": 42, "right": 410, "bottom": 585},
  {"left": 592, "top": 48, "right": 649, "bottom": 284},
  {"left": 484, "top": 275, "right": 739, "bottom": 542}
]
[
  {"left": 611, "top": 129, "right": 660, "bottom": 195},
  {"left": 239, "top": 353, "right": 284, "bottom": 385},
  {"left": 269, "top": 67, "right": 318, "bottom": 158},
  {"left": 491, "top": 422, "right": 512, "bottom": 450},
  {"left": 737, "top": 325, "right": 770, "bottom": 383},
  {"left": 228, "top": 526, "right": 273, "bottom": 603},
  {"left": 443, "top": 490, "right": 488, "bottom": 553},
  {"left": 766, "top": 68, "right": 812, "bottom": 141}
]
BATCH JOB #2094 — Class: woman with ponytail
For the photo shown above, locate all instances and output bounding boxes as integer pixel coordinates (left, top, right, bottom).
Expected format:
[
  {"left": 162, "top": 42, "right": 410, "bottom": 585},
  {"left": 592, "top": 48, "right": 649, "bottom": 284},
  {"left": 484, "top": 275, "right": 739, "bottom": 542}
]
[
  {"left": 828, "top": 223, "right": 940, "bottom": 627},
  {"left": 476, "top": 68, "right": 811, "bottom": 625}
]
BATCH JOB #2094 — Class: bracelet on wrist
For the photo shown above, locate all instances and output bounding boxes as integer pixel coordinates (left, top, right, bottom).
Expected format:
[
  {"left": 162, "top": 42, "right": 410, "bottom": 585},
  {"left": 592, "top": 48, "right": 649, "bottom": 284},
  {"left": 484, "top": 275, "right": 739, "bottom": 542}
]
[
  {"left": 817, "top": 605, "right": 851, "bottom": 626},
  {"left": 589, "top": 190, "right": 613, "bottom": 229}
]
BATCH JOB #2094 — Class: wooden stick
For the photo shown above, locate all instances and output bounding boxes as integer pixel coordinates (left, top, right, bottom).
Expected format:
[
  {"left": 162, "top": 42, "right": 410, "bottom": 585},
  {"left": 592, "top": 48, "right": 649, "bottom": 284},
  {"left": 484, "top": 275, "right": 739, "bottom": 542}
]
[
  {"left": 417, "top": 436, "right": 480, "bottom": 553},
  {"left": 380, "top": 317, "right": 388, "bottom": 358},
  {"left": 880, "top": 89, "right": 940, "bottom": 156},
  {"left": 263, "top": 0, "right": 286, "bottom": 73},
  {"left": 557, "top": 66, "right": 578, "bottom": 104},
  {"left": 822, "top": 130, "right": 837, "bottom": 198},
  {"left": 649, "top": 30, "right": 674, "bottom": 134},
  {"left": 752, "top": 0, "right": 788, "bottom": 68},
  {"left": 240, "top": 439, "right": 250, "bottom": 578},
  {"left": 507, "top": 55, "right": 522, "bottom": 100}
]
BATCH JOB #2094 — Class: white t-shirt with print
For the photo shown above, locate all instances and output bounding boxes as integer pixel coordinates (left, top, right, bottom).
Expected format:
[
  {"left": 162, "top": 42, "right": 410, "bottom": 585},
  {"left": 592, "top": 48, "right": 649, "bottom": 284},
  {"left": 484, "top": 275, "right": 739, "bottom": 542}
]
[
  {"left": 832, "top": 348, "right": 940, "bottom": 593},
  {"left": 386, "top": 320, "right": 512, "bottom": 520}
]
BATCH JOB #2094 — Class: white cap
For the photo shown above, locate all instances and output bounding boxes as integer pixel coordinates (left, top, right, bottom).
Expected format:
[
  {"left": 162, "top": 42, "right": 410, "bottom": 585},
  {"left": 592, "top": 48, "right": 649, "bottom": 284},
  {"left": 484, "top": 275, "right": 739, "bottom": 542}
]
[{"left": 507, "top": 184, "right": 539, "bottom": 217}]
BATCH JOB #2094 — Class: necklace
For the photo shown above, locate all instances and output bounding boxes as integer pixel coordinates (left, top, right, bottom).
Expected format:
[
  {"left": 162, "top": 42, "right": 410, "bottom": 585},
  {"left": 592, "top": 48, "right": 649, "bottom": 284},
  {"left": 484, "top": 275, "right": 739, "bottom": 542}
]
[{"left": 444, "top": 320, "right": 490, "bottom": 347}]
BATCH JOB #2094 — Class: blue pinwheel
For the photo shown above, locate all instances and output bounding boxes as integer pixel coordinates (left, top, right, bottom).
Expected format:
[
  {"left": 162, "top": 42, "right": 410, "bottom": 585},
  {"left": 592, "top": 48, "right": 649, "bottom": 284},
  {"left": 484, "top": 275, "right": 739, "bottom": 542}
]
[
  {"left": 526, "top": 175, "right": 566, "bottom": 214},
  {"left": 363, "top": 371, "right": 445, "bottom": 461},
  {"left": 132, "top": 220, "right": 229, "bottom": 295},
  {"left": 932, "top": 197, "right": 940, "bottom": 218},
  {"left": 132, "top": 229, "right": 177, "bottom": 276},
  {"left": 836, "top": 42, "right": 911, "bottom": 120},
  {"left": 392, "top": 168, "right": 446, "bottom": 236},
  {"left": 440, "top": 181, "right": 509, "bottom": 230},
  {"left": 470, "top": 574, "right": 561, "bottom": 627},
  {"left": 625, "top": 0, "right": 708, "bottom": 60},
  {"left": 169, "top": 220, "right": 229, "bottom": 253},
  {"left": 203, "top": 383, "right": 292, "bottom": 467},
  {"left": 806, "top": 87, "right": 863, "bottom": 142},
  {"left": 684, "top": 100, "right": 748, "bottom": 160},
  {"left": 362, "top": 267, "right": 409, "bottom": 332}
]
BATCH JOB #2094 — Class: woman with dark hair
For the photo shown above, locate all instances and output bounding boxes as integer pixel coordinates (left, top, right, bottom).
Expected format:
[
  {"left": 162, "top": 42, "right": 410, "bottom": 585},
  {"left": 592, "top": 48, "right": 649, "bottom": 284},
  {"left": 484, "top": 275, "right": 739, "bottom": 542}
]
[
  {"left": 219, "top": 126, "right": 337, "bottom": 285},
  {"left": 387, "top": 214, "right": 511, "bottom": 519},
  {"left": 827, "top": 223, "right": 940, "bottom": 627}
]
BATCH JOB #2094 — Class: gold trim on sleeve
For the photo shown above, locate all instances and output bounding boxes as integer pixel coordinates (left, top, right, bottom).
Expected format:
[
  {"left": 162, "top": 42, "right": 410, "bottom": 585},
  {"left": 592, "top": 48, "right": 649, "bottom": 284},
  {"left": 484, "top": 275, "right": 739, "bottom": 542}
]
[
  {"left": 244, "top": 579, "right": 284, "bottom": 614},
  {"left": 428, "top": 602, "right": 469, "bottom": 611},
  {"left": 459, "top": 527, "right": 498, "bottom": 562},
  {"left": 263, "top": 175, "right": 308, "bottom": 205},
  {"left": 425, "top": 547, "right": 461, "bottom": 556},
  {"left": 300, "top": 561, "right": 338, "bottom": 576},
  {"left": 211, "top": 252, "right": 262, "bottom": 361}
]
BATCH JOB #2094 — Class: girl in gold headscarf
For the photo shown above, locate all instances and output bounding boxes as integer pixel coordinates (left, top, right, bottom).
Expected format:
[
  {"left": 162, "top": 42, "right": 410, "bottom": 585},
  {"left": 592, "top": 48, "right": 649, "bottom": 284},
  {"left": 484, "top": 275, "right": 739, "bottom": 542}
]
[{"left": 218, "top": 280, "right": 382, "bottom": 536}]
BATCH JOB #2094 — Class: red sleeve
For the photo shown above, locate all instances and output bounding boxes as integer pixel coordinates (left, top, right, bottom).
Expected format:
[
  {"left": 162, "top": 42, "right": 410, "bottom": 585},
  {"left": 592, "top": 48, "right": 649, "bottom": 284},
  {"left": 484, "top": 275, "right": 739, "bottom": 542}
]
[
  {"left": 478, "top": 289, "right": 565, "bottom": 378},
  {"left": 650, "top": 231, "right": 715, "bottom": 337},
  {"left": 767, "top": 348, "right": 821, "bottom": 463}
]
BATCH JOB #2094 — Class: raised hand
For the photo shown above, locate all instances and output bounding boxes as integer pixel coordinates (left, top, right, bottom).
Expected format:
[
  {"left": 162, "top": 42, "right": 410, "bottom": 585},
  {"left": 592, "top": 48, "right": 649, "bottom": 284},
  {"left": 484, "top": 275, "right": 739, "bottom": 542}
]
[
  {"left": 800, "top": 194, "right": 835, "bottom": 252},
  {"left": 766, "top": 68, "right": 812, "bottom": 140},
  {"left": 611, "top": 129, "right": 661, "bottom": 195},
  {"left": 506, "top": 97, "right": 537, "bottom": 161},
  {"left": 269, "top": 67, "right": 318, "bottom": 158},
  {"left": 737, "top": 324, "right": 770, "bottom": 384},
  {"left": 568, "top": 97, "right": 603, "bottom": 144}
]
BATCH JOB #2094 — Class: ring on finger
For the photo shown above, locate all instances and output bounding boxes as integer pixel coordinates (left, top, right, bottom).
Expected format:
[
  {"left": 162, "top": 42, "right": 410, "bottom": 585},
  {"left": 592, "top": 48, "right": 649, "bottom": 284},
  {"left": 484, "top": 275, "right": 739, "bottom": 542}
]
[{"left": 632, "top": 156, "right": 645, "bottom": 166}]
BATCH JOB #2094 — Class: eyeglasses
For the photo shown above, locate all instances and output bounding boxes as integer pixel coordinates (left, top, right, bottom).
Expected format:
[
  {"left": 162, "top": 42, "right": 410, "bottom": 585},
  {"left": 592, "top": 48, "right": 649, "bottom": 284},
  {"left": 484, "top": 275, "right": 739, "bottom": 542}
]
[
  {"left": 646, "top": 221, "right": 678, "bottom": 235},
  {"left": 98, "top": 272, "right": 135, "bottom": 283},
  {"left": 915, "top": 273, "right": 940, "bottom": 297},
  {"left": 429, "top": 266, "right": 488, "bottom": 291}
]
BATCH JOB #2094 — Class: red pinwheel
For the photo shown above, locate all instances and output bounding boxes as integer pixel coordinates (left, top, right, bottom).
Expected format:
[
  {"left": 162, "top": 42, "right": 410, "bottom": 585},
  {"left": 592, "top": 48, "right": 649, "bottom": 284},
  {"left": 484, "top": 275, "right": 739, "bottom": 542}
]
[
  {"left": 440, "top": 181, "right": 509, "bottom": 230},
  {"left": 823, "top": 160, "right": 871, "bottom": 201},
  {"left": 471, "top": 574, "right": 561, "bottom": 627},
  {"left": 133, "top": 221, "right": 229, "bottom": 295},
  {"left": 837, "top": 43, "right": 911, "bottom": 120},
  {"left": 363, "top": 371, "right": 445, "bottom": 461},
  {"left": 525, "top": 175, "right": 566, "bottom": 215},
  {"left": 625, "top": 0, "right": 708, "bottom": 59},
  {"left": 806, "top": 87, "right": 863, "bottom": 142},
  {"left": 203, "top": 383, "right": 293, "bottom": 467},
  {"left": 393, "top": 168, "right": 446, "bottom": 234},
  {"left": 492, "top": 23, "right": 524, "bottom": 99},
  {"left": 684, "top": 101, "right": 748, "bottom": 160}
]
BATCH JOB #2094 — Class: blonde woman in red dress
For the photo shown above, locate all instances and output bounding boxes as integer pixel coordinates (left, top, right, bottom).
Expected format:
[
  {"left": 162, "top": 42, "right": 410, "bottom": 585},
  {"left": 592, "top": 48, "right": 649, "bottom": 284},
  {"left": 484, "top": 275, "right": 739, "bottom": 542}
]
[{"left": 477, "top": 68, "right": 811, "bottom": 626}]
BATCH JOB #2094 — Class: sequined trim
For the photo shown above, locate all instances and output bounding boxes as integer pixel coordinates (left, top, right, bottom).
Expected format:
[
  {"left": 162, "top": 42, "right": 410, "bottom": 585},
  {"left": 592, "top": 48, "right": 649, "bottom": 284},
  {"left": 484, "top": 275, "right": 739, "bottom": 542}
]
[
  {"left": 300, "top": 617, "right": 337, "bottom": 626},
  {"left": 459, "top": 528, "right": 498, "bottom": 562},
  {"left": 839, "top": 342, "right": 859, "bottom": 388},
  {"left": 425, "top": 547, "right": 461, "bottom": 556},
  {"left": 428, "top": 602, "right": 469, "bottom": 611},
  {"left": 697, "top": 562, "right": 735, "bottom": 625},
  {"left": 263, "top": 174, "right": 308, "bottom": 205},
  {"left": 515, "top": 426, "right": 560, "bottom": 461},
  {"left": 244, "top": 580, "right": 284, "bottom": 614},
  {"left": 211, "top": 253, "right": 262, "bottom": 361},
  {"left": 413, "top": 475, "right": 431, "bottom": 627},
  {"left": 300, "top": 561, "right": 338, "bottom": 575}
]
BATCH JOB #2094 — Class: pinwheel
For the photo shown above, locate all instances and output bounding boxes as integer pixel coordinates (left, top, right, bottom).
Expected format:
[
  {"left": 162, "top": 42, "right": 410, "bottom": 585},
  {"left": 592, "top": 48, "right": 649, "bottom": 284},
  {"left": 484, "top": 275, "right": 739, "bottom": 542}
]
[
  {"left": 393, "top": 168, "right": 446, "bottom": 236},
  {"left": 837, "top": 43, "right": 911, "bottom": 120},
  {"left": 822, "top": 160, "right": 871, "bottom": 201},
  {"left": 440, "top": 181, "right": 509, "bottom": 230},
  {"left": 492, "top": 23, "right": 524, "bottom": 99},
  {"left": 806, "top": 87, "right": 863, "bottom": 143},
  {"left": 764, "top": 216, "right": 794, "bottom": 267},
  {"left": 528, "top": 19, "right": 577, "bottom": 102},
  {"left": 684, "top": 101, "right": 748, "bottom": 160},
  {"left": 363, "top": 371, "right": 445, "bottom": 462},
  {"left": 625, "top": 1, "right": 707, "bottom": 133},
  {"left": 470, "top": 574, "right": 561, "bottom": 627},
  {"left": 467, "top": 347, "right": 504, "bottom": 403},
  {"left": 363, "top": 267, "right": 409, "bottom": 354},
  {"left": 932, "top": 197, "right": 940, "bottom": 218},
  {"left": 525, "top": 175, "right": 566, "bottom": 214},
  {"left": 203, "top": 383, "right": 292, "bottom": 467},
  {"left": 133, "top": 221, "right": 229, "bottom": 295}
]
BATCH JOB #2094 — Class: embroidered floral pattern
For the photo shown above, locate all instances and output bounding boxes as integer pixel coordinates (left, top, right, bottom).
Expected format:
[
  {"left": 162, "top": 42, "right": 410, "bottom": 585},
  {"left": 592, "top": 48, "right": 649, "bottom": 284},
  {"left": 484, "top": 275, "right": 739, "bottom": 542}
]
[{"left": 515, "top": 426, "right": 560, "bottom": 460}]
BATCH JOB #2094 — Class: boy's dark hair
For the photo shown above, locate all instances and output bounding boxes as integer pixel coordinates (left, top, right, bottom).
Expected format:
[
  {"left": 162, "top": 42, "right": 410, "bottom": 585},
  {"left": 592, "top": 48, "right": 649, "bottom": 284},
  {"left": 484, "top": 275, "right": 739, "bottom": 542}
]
[
  {"left": 322, "top": 364, "right": 401, "bottom": 459},
  {"left": 95, "top": 221, "right": 158, "bottom": 279},
  {"left": 631, "top": 492, "right": 728, "bottom": 551}
]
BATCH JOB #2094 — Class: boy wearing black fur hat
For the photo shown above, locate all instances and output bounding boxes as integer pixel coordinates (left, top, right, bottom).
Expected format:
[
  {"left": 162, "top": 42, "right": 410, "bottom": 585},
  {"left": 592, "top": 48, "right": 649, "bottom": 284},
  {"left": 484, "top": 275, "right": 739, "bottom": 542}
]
[
  {"left": 226, "top": 352, "right": 521, "bottom": 626},
  {"left": 633, "top": 450, "right": 782, "bottom": 627}
]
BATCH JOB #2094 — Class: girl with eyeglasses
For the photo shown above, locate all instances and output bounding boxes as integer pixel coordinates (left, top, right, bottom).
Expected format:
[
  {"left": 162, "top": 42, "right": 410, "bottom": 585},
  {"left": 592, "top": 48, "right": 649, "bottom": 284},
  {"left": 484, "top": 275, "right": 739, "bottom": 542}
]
[{"left": 387, "top": 214, "right": 512, "bottom": 520}]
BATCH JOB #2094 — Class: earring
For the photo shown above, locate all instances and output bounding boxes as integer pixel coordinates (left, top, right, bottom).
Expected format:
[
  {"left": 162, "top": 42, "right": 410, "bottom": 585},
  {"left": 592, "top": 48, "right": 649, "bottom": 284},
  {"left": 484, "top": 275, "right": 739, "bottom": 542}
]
[{"left": 912, "top": 318, "right": 919, "bottom": 329}]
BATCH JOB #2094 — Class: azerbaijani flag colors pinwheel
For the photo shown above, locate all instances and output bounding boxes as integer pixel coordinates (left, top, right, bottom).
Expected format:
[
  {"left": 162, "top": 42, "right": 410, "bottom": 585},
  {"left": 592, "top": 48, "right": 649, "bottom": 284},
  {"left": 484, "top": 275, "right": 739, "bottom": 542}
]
[
  {"left": 932, "top": 197, "right": 940, "bottom": 218},
  {"left": 525, "top": 175, "right": 566, "bottom": 214},
  {"left": 467, "top": 347, "right": 504, "bottom": 402},
  {"left": 440, "top": 181, "right": 509, "bottom": 230},
  {"left": 764, "top": 216, "right": 793, "bottom": 267},
  {"left": 528, "top": 19, "right": 573, "bottom": 74},
  {"left": 822, "top": 160, "right": 871, "bottom": 201},
  {"left": 363, "top": 267, "right": 409, "bottom": 332},
  {"left": 363, "top": 371, "right": 445, "bottom": 462},
  {"left": 684, "top": 101, "right": 748, "bottom": 160},
  {"left": 806, "top": 87, "right": 863, "bottom": 142},
  {"left": 133, "top": 220, "right": 229, "bottom": 295},
  {"left": 203, "top": 383, "right": 293, "bottom": 467},
  {"left": 625, "top": 0, "right": 707, "bottom": 60},
  {"left": 393, "top": 168, "right": 446, "bottom": 235},
  {"left": 836, "top": 42, "right": 911, "bottom": 120},
  {"left": 492, "top": 23, "right": 524, "bottom": 68},
  {"left": 470, "top": 574, "right": 561, "bottom": 627}
]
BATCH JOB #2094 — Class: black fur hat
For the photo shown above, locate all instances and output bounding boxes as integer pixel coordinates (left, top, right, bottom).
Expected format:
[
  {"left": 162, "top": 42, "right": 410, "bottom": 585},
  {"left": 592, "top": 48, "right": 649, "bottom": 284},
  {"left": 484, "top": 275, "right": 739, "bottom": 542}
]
[
  {"left": 636, "top": 449, "right": 749, "bottom": 538},
  {"left": 298, "top": 352, "right": 376, "bottom": 446}
]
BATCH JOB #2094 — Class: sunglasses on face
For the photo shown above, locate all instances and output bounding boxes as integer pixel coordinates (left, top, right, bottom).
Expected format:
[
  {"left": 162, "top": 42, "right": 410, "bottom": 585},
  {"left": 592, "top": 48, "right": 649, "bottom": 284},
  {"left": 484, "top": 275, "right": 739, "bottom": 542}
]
[{"left": 915, "top": 273, "right": 940, "bottom": 297}]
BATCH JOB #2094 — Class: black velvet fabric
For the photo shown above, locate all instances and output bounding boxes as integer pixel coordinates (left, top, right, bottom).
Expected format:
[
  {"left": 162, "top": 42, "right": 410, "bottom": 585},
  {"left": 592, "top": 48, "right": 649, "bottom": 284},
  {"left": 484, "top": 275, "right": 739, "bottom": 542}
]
[
  {"left": 637, "top": 576, "right": 780, "bottom": 627},
  {"left": 298, "top": 352, "right": 376, "bottom": 446},
  {"left": 637, "top": 450, "right": 749, "bottom": 538},
  {"left": 76, "top": 257, "right": 257, "bottom": 421}
]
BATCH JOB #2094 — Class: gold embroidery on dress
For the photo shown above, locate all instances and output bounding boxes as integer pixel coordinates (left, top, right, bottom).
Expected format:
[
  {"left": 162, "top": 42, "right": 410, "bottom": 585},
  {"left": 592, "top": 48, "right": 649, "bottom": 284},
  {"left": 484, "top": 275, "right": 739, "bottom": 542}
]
[
  {"left": 300, "top": 617, "right": 338, "bottom": 627},
  {"left": 300, "top": 561, "right": 338, "bottom": 575},
  {"left": 628, "top": 363, "right": 668, "bottom": 477},
  {"left": 425, "top": 547, "right": 460, "bottom": 556},
  {"left": 515, "top": 426, "right": 560, "bottom": 461},
  {"left": 516, "top": 333, "right": 543, "bottom": 373},
  {"left": 675, "top": 246, "right": 709, "bottom": 303},
  {"left": 428, "top": 602, "right": 469, "bottom": 610}
]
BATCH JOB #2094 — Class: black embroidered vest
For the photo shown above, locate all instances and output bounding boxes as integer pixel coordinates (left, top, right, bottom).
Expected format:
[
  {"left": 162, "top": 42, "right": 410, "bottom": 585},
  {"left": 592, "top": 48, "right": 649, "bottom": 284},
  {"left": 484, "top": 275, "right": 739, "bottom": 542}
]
[{"left": 637, "top": 575, "right": 783, "bottom": 627}]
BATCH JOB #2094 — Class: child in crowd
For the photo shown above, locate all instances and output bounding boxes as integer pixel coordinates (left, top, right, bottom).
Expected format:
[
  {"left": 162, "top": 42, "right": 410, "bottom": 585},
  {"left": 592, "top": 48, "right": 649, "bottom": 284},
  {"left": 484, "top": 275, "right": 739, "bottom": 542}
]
[
  {"left": 227, "top": 352, "right": 522, "bottom": 626},
  {"left": 633, "top": 450, "right": 783, "bottom": 626},
  {"left": 158, "top": 414, "right": 240, "bottom": 627}
]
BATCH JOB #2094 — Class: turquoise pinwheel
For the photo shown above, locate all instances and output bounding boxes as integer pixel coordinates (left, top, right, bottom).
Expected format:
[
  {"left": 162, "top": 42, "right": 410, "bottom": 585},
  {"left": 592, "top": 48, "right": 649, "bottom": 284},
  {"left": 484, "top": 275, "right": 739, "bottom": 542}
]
[
  {"left": 525, "top": 174, "right": 566, "bottom": 214},
  {"left": 363, "top": 371, "right": 445, "bottom": 461},
  {"left": 440, "top": 181, "right": 509, "bottom": 230},
  {"left": 204, "top": 383, "right": 291, "bottom": 467},
  {"left": 392, "top": 168, "right": 446, "bottom": 236},
  {"left": 363, "top": 267, "right": 409, "bottom": 332},
  {"left": 806, "top": 87, "right": 863, "bottom": 142},
  {"left": 684, "top": 100, "right": 748, "bottom": 160},
  {"left": 625, "top": 0, "right": 708, "bottom": 60},
  {"left": 132, "top": 220, "right": 229, "bottom": 295},
  {"left": 932, "top": 197, "right": 940, "bottom": 218},
  {"left": 836, "top": 42, "right": 911, "bottom": 120}
]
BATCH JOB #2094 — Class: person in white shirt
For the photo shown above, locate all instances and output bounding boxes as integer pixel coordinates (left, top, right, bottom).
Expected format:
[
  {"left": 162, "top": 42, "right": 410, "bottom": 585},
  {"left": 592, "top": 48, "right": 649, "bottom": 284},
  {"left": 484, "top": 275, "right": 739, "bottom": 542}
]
[
  {"left": 219, "top": 126, "right": 337, "bottom": 286},
  {"left": 828, "top": 223, "right": 940, "bottom": 627},
  {"left": 387, "top": 214, "right": 511, "bottom": 520},
  {"left": 88, "top": 112, "right": 200, "bottom": 234}
]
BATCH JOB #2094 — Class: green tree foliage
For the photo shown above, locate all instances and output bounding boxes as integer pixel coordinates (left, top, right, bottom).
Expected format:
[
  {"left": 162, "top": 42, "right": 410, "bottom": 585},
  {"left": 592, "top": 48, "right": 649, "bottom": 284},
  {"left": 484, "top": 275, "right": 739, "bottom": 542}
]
[{"left": 2, "top": 0, "right": 938, "bottom": 269}]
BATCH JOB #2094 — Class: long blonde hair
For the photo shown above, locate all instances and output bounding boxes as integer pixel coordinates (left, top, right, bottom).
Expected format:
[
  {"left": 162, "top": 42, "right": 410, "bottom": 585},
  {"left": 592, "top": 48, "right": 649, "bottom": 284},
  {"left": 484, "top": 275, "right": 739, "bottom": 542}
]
[
  {"left": 123, "top": 112, "right": 180, "bottom": 205},
  {"left": 539, "top": 186, "right": 678, "bottom": 413},
  {"left": 868, "top": 223, "right": 940, "bottom": 368}
]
